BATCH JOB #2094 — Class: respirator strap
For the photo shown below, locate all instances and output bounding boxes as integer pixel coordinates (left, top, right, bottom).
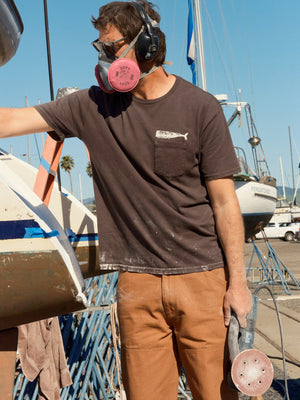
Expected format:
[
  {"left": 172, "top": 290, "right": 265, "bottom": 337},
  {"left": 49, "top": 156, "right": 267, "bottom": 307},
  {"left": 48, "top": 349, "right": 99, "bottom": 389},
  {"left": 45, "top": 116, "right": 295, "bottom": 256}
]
[
  {"left": 120, "top": 26, "right": 144, "bottom": 58},
  {"left": 119, "top": 27, "right": 159, "bottom": 82},
  {"left": 140, "top": 65, "right": 159, "bottom": 79}
]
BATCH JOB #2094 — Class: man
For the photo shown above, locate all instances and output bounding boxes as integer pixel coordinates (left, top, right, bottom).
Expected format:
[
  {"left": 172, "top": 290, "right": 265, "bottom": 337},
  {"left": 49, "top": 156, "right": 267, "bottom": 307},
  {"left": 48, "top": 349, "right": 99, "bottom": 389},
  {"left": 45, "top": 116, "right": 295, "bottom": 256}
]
[{"left": 0, "top": 1, "right": 252, "bottom": 399}]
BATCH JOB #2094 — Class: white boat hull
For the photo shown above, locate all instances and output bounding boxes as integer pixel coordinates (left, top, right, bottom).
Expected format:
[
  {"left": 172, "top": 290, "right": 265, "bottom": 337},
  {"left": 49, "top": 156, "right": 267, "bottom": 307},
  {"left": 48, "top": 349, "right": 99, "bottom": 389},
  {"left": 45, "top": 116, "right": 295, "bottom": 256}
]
[
  {"left": 234, "top": 179, "right": 277, "bottom": 239},
  {"left": 0, "top": 162, "right": 87, "bottom": 330},
  {"left": 271, "top": 206, "right": 300, "bottom": 224},
  {"left": 0, "top": 149, "right": 100, "bottom": 277}
]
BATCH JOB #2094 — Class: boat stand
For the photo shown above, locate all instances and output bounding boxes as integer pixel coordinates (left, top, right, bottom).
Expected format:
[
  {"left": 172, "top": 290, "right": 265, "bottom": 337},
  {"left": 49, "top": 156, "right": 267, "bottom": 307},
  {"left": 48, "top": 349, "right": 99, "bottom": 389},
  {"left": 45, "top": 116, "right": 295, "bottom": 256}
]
[
  {"left": 247, "top": 236, "right": 300, "bottom": 295},
  {"left": 12, "top": 273, "right": 195, "bottom": 400}
]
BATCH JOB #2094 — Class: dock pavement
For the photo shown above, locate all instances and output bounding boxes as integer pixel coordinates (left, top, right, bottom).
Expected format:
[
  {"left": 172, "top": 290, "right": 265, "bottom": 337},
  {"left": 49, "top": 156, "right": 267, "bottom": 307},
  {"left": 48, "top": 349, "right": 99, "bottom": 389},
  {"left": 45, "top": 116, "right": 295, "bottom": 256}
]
[{"left": 240, "top": 239, "right": 300, "bottom": 399}]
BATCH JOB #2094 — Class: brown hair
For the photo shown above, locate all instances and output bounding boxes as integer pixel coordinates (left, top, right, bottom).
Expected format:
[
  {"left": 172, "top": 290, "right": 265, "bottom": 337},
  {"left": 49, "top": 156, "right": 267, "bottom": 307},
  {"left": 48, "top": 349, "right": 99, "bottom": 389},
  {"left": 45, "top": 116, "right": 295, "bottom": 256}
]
[{"left": 91, "top": 0, "right": 166, "bottom": 66}]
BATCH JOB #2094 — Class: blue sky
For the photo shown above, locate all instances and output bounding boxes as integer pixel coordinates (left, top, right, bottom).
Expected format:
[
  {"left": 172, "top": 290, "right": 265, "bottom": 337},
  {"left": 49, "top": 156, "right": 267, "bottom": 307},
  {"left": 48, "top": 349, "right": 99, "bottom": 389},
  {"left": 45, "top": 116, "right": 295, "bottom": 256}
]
[{"left": 0, "top": 0, "right": 299, "bottom": 200}]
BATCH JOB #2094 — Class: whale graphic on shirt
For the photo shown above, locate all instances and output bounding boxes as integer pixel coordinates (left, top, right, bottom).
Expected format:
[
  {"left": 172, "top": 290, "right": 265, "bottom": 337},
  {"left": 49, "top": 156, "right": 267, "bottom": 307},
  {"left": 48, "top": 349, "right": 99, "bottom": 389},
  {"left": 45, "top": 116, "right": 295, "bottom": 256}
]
[{"left": 155, "top": 130, "right": 189, "bottom": 141}]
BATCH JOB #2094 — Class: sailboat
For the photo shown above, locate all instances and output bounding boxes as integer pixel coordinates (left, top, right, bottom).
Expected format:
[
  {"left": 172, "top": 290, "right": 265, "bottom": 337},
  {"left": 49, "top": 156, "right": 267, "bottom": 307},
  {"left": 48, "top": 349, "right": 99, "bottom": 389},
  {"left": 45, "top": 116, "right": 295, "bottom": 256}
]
[
  {"left": 0, "top": 1, "right": 101, "bottom": 330},
  {"left": 271, "top": 198, "right": 300, "bottom": 224},
  {"left": 270, "top": 133, "right": 300, "bottom": 224},
  {"left": 187, "top": 0, "right": 277, "bottom": 240}
]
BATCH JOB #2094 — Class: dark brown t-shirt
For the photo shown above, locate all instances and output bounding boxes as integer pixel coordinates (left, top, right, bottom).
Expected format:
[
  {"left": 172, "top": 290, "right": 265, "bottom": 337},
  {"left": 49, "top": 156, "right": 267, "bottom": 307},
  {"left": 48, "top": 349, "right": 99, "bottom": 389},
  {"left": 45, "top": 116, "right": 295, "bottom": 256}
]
[{"left": 35, "top": 76, "right": 240, "bottom": 274}]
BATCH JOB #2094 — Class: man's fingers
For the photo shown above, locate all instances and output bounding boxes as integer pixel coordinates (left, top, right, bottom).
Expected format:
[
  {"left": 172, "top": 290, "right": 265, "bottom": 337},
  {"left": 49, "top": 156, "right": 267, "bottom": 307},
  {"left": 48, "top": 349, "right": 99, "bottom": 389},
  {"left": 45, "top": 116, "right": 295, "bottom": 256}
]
[
  {"left": 223, "top": 303, "right": 231, "bottom": 327},
  {"left": 224, "top": 305, "right": 247, "bottom": 328},
  {"left": 237, "top": 314, "right": 247, "bottom": 329},
  {"left": 223, "top": 286, "right": 252, "bottom": 328}
]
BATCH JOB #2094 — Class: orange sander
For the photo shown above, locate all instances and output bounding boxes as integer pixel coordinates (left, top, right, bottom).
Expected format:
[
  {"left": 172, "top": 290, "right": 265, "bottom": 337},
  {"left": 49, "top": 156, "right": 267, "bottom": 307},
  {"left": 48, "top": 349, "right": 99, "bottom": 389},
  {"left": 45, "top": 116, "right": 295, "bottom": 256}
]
[{"left": 228, "top": 295, "right": 274, "bottom": 396}]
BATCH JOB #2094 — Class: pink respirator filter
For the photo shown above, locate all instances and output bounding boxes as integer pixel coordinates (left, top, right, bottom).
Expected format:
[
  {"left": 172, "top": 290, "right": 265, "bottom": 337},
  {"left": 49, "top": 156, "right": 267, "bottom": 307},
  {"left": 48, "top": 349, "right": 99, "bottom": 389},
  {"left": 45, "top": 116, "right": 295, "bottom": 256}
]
[{"left": 108, "top": 58, "right": 140, "bottom": 92}]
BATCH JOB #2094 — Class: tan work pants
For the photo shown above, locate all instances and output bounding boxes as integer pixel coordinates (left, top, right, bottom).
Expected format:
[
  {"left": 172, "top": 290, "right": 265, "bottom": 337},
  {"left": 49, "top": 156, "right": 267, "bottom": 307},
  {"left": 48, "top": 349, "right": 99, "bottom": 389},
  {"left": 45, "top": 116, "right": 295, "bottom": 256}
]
[{"left": 117, "top": 268, "right": 238, "bottom": 400}]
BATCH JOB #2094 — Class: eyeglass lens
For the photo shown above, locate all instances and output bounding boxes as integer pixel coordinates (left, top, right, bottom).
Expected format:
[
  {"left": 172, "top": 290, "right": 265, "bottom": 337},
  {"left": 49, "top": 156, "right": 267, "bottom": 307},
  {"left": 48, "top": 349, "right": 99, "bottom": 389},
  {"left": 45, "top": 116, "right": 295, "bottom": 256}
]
[{"left": 92, "top": 37, "right": 126, "bottom": 56}]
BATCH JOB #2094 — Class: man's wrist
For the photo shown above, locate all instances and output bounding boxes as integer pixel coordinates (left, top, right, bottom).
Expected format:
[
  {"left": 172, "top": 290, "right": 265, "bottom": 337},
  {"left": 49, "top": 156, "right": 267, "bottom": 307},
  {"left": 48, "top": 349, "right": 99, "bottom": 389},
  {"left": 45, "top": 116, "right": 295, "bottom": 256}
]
[{"left": 228, "top": 272, "right": 248, "bottom": 288}]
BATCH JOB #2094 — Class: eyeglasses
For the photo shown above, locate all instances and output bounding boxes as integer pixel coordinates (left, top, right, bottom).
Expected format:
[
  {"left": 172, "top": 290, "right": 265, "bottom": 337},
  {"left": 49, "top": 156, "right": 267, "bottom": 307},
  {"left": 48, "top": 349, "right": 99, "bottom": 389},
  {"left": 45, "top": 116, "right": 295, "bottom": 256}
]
[{"left": 92, "top": 37, "right": 127, "bottom": 56}]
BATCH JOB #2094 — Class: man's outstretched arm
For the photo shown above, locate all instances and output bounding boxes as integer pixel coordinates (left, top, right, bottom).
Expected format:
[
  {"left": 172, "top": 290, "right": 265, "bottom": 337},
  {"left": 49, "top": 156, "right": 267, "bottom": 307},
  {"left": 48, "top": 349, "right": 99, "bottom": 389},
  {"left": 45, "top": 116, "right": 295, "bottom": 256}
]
[{"left": 0, "top": 107, "right": 52, "bottom": 138}]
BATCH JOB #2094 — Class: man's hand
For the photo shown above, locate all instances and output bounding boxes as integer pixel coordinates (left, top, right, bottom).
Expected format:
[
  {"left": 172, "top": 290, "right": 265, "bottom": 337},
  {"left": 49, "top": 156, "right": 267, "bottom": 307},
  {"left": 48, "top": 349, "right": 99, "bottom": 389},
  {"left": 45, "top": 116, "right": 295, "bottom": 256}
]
[{"left": 223, "top": 284, "right": 253, "bottom": 328}]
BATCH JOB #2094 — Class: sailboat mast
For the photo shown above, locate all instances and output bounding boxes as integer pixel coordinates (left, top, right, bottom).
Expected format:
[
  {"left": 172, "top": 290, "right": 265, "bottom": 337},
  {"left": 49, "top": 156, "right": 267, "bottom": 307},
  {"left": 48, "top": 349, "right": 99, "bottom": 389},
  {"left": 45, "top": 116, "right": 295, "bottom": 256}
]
[
  {"left": 25, "top": 96, "right": 31, "bottom": 165},
  {"left": 289, "top": 126, "right": 296, "bottom": 202},
  {"left": 193, "top": 0, "right": 207, "bottom": 90},
  {"left": 279, "top": 156, "right": 286, "bottom": 200}
]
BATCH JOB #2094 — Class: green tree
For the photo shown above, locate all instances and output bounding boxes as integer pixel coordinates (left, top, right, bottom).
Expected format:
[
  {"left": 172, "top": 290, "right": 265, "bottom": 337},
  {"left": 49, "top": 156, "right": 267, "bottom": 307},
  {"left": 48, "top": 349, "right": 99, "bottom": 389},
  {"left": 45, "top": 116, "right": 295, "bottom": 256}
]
[
  {"left": 86, "top": 162, "right": 92, "bottom": 178},
  {"left": 60, "top": 155, "right": 75, "bottom": 194}
]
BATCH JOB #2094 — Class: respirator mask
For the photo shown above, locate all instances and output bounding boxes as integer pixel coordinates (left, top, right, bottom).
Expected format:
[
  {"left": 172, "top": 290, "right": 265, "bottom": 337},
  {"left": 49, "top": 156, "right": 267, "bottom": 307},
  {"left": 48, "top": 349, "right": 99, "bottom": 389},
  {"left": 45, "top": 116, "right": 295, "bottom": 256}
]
[
  {"left": 94, "top": 26, "right": 158, "bottom": 93},
  {"left": 92, "top": 2, "right": 163, "bottom": 93},
  {"left": 94, "top": 2, "right": 160, "bottom": 93}
]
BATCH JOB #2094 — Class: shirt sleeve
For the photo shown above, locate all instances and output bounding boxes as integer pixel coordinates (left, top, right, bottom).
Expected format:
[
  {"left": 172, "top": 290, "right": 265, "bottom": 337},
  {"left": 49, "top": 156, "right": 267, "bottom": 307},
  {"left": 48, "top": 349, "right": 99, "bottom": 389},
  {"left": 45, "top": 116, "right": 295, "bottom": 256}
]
[
  {"left": 199, "top": 104, "right": 240, "bottom": 180},
  {"left": 34, "top": 89, "right": 89, "bottom": 142}
]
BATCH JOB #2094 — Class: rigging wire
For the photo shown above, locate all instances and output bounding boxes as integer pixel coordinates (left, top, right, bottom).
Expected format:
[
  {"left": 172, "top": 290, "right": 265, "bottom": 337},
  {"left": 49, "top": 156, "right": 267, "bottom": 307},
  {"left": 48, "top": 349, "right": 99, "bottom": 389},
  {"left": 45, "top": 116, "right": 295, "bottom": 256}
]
[
  {"left": 24, "top": 96, "right": 42, "bottom": 163},
  {"left": 290, "top": 130, "right": 300, "bottom": 163},
  {"left": 241, "top": 0, "right": 256, "bottom": 119},
  {"left": 202, "top": 0, "right": 217, "bottom": 94},
  {"left": 246, "top": 104, "right": 271, "bottom": 176},
  {"left": 217, "top": 0, "right": 239, "bottom": 102},
  {"left": 170, "top": 0, "right": 177, "bottom": 66},
  {"left": 226, "top": 0, "right": 257, "bottom": 120},
  {"left": 201, "top": 0, "right": 234, "bottom": 98},
  {"left": 179, "top": 6, "right": 189, "bottom": 78},
  {"left": 228, "top": 1, "right": 248, "bottom": 93}
]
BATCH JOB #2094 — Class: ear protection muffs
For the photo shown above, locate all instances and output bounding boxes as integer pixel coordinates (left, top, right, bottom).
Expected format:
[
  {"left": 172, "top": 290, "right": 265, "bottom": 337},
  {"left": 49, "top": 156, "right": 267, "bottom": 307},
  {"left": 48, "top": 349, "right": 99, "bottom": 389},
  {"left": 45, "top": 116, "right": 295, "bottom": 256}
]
[{"left": 131, "top": 2, "right": 159, "bottom": 61}]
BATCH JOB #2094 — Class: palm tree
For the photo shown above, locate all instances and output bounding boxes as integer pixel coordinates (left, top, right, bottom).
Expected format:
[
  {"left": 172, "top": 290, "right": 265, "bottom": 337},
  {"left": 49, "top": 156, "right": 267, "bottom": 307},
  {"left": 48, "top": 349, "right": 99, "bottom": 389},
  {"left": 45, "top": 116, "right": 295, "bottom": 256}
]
[
  {"left": 60, "top": 155, "right": 74, "bottom": 194},
  {"left": 86, "top": 162, "right": 93, "bottom": 178}
]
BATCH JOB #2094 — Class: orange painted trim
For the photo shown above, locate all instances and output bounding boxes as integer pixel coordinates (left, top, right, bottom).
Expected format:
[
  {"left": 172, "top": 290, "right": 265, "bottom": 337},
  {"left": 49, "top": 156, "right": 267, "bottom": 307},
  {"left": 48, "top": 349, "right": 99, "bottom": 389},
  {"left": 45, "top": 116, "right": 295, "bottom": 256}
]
[
  {"left": 85, "top": 145, "right": 90, "bottom": 162},
  {"left": 33, "top": 135, "right": 64, "bottom": 206}
]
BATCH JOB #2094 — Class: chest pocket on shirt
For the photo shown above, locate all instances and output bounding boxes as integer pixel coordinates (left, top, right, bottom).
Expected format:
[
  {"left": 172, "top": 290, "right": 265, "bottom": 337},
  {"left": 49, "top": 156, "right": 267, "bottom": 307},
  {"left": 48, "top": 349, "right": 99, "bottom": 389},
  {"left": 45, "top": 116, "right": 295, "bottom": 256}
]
[{"left": 154, "top": 139, "right": 194, "bottom": 178}]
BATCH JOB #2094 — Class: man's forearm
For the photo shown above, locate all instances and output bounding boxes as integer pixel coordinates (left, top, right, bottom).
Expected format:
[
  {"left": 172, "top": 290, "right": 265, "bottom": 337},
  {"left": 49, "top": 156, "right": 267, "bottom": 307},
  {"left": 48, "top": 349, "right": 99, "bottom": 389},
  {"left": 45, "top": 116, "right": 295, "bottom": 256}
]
[
  {"left": 206, "top": 177, "right": 252, "bottom": 327},
  {"left": 0, "top": 107, "right": 51, "bottom": 138},
  {"left": 213, "top": 195, "right": 246, "bottom": 286}
]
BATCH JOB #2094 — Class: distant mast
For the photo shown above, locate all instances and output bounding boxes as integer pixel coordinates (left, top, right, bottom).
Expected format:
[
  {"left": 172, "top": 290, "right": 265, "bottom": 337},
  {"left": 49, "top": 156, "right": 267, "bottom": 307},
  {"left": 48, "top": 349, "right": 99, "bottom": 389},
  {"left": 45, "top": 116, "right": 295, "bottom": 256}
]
[
  {"left": 289, "top": 126, "right": 296, "bottom": 202},
  {"left": 25, "top": 96, "right": 31, "bottom": 165},
  {"left": 193, "top": 0, "right": 207, "bottom": 90},
  {"left": 279, "top": 156, "right": 286, "bottom": 200}
]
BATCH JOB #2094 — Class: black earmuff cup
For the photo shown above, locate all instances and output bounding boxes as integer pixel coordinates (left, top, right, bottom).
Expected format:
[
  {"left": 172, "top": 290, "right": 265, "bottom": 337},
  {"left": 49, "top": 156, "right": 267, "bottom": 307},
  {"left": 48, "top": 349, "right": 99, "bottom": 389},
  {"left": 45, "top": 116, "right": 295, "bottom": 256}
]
[{"left": 131, "top": 2, "right": 159, "bottom": 61}]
